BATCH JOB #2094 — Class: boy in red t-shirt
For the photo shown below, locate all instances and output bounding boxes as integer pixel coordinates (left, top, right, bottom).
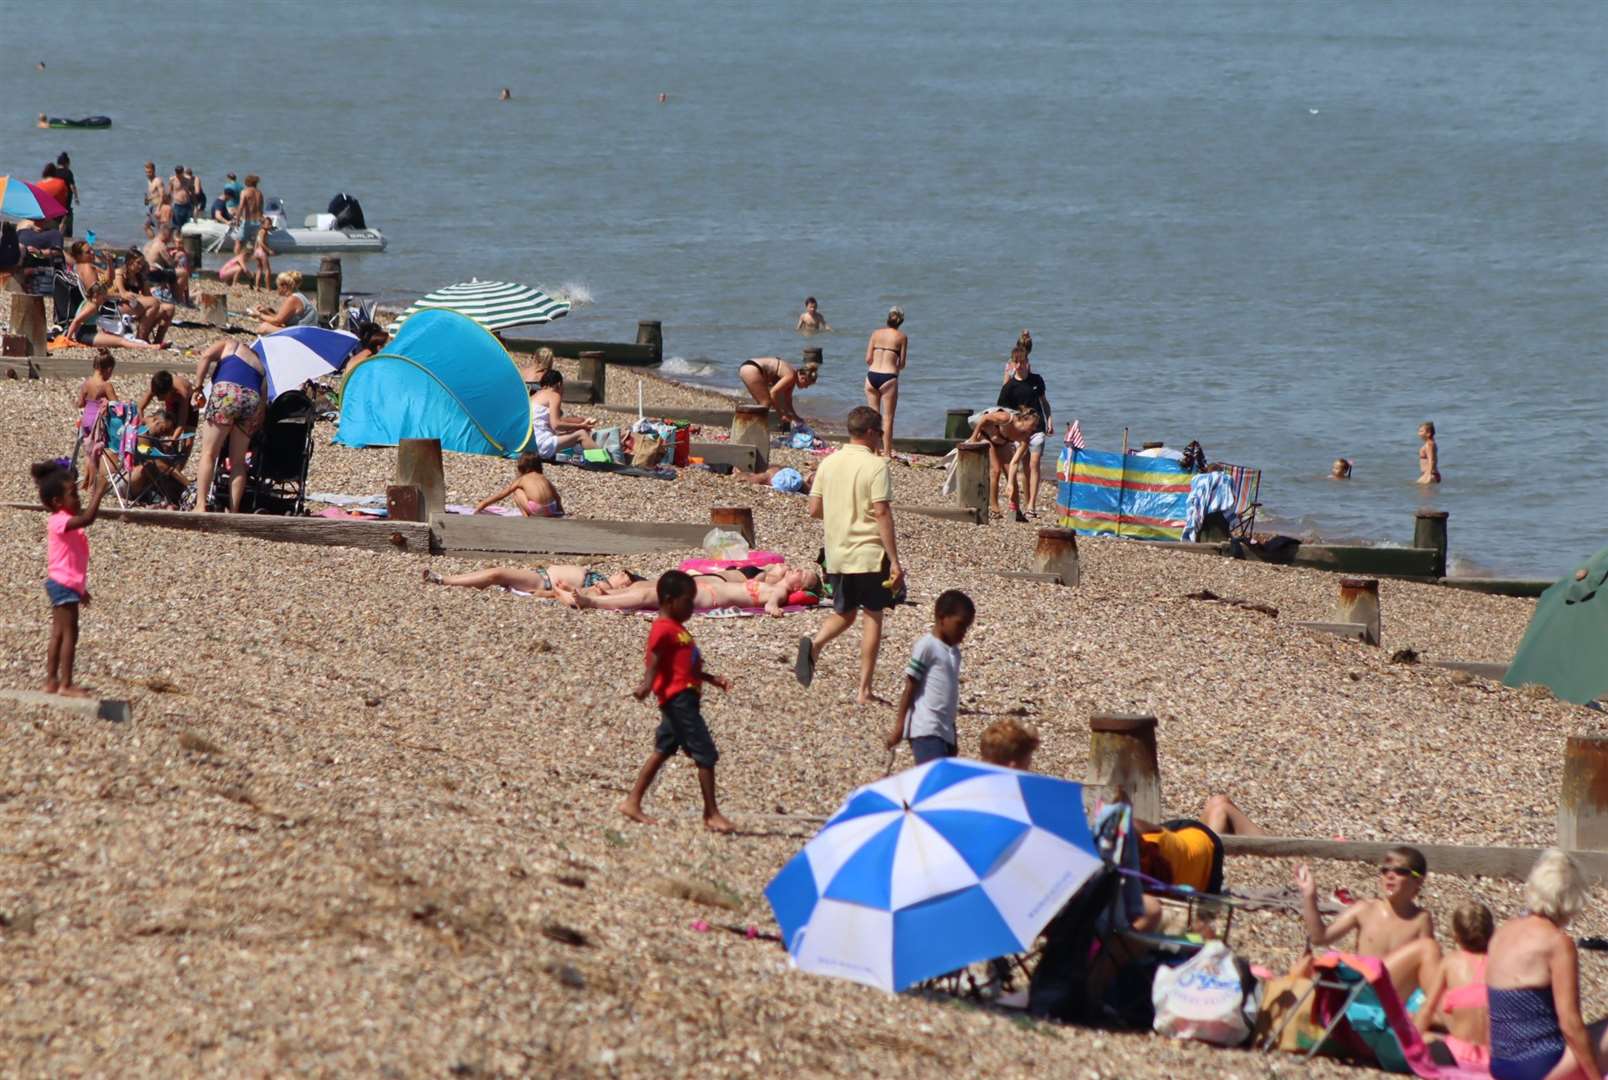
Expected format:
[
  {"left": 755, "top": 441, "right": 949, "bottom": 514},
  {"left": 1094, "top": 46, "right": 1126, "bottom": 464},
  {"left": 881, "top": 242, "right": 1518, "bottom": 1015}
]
[{"left": 622, "top": 570, "right": 735, "bottom": 833}]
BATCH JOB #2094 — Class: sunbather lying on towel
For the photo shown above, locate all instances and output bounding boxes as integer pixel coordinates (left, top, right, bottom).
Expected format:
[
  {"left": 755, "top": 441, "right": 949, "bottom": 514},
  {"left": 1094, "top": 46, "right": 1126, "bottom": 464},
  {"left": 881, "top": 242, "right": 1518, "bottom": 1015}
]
[
  {"left": 423, "top": 564, "right": 644, "bottom": 598},
  {"left": 556, "top": 568, "right": 821, "bottom": 617},
  {"left": 730, "top": 464, "right": 814, "bottom": 494}
]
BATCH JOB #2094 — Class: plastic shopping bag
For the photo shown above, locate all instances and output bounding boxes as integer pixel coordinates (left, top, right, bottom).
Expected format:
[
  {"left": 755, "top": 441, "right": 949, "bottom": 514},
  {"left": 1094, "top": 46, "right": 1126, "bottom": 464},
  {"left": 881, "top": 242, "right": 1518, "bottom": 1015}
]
[{"left": 1152, "top": 940, "right": 1260, "bottom": 1047}]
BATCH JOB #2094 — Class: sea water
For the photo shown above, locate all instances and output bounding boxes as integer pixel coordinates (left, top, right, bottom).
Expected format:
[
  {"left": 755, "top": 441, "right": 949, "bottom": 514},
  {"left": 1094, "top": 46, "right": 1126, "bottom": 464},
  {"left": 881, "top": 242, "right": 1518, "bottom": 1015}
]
[{"left": 10, "top": 0, "right": 1603, "bottom": 576}]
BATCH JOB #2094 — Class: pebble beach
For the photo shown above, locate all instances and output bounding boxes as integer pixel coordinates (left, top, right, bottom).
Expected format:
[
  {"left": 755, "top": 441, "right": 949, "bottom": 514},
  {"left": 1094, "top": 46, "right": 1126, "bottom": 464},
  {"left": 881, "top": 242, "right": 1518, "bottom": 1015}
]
[{"left": 2, "top": 307, "right": 1607, "bottom": 1077}]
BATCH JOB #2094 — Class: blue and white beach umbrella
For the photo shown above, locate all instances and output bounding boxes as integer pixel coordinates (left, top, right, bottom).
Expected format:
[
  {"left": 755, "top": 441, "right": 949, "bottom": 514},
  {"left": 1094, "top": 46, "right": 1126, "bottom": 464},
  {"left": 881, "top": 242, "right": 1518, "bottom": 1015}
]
[
  {"left": 764, "top": 758, "right": 1102, "bottom": 993},
  {"left": 251, "top": 326, "right": 360, "bottom": 400}
]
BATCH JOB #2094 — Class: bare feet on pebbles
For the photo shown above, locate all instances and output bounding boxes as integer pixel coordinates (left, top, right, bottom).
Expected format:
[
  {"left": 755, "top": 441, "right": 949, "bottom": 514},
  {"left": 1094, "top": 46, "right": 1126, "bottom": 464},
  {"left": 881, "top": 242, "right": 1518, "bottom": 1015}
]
[
  {"left": 704, "top": 813, "right": 736, "bottom": 834},
  {"left": 618, "top": 800, "right": 659, "bottom": 826}
]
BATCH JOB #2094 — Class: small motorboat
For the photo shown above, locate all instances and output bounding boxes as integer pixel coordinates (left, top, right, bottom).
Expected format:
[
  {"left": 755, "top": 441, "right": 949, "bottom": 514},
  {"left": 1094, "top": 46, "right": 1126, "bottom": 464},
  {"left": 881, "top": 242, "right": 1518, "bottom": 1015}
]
[
  {"left": 182, "top": 194, "right": 386, "bottom": 254},
  {"left": 39, "top": 115, "right": 111, "bottom": 129},
  {"left": 181, "top": 218, "right": 388, "bottom": 254}
]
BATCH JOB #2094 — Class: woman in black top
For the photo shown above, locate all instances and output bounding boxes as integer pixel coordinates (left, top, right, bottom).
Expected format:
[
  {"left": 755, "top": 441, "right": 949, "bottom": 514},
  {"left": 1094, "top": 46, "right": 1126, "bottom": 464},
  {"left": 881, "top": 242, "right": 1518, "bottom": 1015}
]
[{"left": 995, "top": 343, "right": 1052, "bottom": 517}]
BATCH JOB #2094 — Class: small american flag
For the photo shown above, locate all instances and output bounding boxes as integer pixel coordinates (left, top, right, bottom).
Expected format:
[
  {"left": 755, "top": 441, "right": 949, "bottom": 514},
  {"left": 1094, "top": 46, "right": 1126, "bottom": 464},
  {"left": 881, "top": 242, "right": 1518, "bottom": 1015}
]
[{"left": 1064, "top": 418, "right": 1085, "bottom": 449}]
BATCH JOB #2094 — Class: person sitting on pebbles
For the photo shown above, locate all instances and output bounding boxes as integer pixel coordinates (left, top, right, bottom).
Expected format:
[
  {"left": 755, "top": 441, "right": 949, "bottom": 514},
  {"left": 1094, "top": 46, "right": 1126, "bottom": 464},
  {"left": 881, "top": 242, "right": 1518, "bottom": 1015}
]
[
  {"left": 556, "top": 568, "right": 821, "bottom": 617},
  {"left": 253, "top": 271, "right": 314, "bottom": 334},
  {"left": 1296, "top": 846, "right": 1439, "bottom": 1011},
  {"left": 473, "top": 452, "right": 564, "bottom": 517}
]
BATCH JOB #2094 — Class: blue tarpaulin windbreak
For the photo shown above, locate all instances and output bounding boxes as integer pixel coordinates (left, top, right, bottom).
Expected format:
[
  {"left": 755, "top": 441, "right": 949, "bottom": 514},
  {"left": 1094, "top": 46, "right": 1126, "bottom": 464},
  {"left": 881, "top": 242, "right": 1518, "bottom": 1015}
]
[
  {"left": 1055, "top": 447, "right": 1192, "bottom": 540},
  {"left": 334, "top": 309, "right": 532, "bottom": 457}
]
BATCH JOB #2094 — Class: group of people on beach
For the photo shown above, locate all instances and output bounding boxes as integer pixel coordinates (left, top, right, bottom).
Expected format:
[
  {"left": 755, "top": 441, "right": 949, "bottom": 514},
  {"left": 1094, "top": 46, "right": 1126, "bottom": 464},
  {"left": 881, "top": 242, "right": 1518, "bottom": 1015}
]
[{"left": 736, "top": 301, "right": 1056, "bottom": 518}]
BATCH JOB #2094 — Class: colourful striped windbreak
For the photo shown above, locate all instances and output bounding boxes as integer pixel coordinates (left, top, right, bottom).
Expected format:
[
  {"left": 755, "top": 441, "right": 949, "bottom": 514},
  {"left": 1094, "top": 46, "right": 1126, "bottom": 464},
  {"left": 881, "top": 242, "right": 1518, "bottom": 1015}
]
[{"left": 1055, "top": 446, "right": 1191, "bottom": 541}]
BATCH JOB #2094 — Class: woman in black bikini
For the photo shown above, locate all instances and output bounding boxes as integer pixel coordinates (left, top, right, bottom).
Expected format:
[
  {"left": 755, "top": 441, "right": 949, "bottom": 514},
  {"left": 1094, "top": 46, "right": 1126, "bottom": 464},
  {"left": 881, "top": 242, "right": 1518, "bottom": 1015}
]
[
  {"left": 864, "top": 306, "right": 907, "bottom": 458},
  {"left": 737, "top": 355, "right": 817, "bottom": 429}
]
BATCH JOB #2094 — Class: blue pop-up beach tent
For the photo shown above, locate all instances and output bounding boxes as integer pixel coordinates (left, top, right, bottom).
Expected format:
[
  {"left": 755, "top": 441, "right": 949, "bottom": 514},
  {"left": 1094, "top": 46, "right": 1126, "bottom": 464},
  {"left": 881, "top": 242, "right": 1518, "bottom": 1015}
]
[{"left": 334, "top": 309, "right": 531, "bottom": 457}]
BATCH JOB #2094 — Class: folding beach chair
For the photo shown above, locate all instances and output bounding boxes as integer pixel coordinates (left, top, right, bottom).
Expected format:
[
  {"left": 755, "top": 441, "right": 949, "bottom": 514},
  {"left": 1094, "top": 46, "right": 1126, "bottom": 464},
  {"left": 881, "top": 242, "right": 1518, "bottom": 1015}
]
[
  {"left": 1216, "top": 463, "right": 1262, "bottom": 539},
  {"left": 1262, "top": 952, "right": 1488, "bottom": 1078}
]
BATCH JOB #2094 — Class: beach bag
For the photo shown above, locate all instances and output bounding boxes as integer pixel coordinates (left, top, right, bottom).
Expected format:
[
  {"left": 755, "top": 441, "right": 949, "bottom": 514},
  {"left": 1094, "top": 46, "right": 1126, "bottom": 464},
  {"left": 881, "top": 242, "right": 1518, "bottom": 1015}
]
[
  {"left": 1152, "top": 940, "right": 1259, "bottom": 1047},
  {"left": 630, "top": 432, "right": 665, "bottom": 468},
  {"left": 1253, "top": 966, "right": 1325, "bottom": 1054}
]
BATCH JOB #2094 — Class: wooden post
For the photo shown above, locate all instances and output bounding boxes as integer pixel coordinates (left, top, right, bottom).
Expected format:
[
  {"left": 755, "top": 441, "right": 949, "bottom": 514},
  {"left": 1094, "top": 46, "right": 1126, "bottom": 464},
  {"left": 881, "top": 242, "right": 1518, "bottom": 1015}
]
[
  {"left": 953, "top": 442, "right": 989, "bottom": 513},
  {"left": 710, "top": 507, "right": 755, "bottom": 548},
  {"left": 200, "top": 293, "right": 228, "bottom": 328},
  {"left": 635, "top": 320, "right": 663, "bottom": 362},
  {"left": 1335, "top": 577, "right": 1381, "bottom": 646},
  {"left": 316, "top": 257, "right": 342, "bottom": 322},
  {"left": 181, "top": 231, "right": 204, "bottom": 272},
  {"left": 6, "top": 293, "right": 47, "bottom": 357},
  {"left": 1415, "top": 511, "right": 1449, "bottom": 578},
  {"left": 394, "top": 439, "right": 445, "bottom": 516},
  {"left": 386, "top": 484, "right": 426, "bottom": 523},
  {"left": 731, "top": 405, "right": 770, "bottom": 471},
  {"left": 1088, "top": 714, "right": 1161, "bottom": 822},
  {"left": 1032, "top": 528, "right": 1081, "bottom": 586},
  {"left": 801, "top": 347, "right": 823, "bottom": 367},
  {"left": 578, "top": 351, "right": 606, "bottom": 405},
  {"left": 1560, "top": 735, "right": 1608, "bottom": 851},
  {"left": 945, "top": 409, "right": 974, "bottom": 441}
]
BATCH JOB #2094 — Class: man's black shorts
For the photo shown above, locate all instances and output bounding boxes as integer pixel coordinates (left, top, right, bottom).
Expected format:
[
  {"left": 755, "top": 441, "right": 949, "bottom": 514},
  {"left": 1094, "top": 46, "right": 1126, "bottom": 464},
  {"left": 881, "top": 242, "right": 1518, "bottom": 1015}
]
[
  {"left": 829, "top": 571, "right": 894, "bottom": 614},
  {"left": 655, "top": 689, "right": 718, "bottom": 767}
]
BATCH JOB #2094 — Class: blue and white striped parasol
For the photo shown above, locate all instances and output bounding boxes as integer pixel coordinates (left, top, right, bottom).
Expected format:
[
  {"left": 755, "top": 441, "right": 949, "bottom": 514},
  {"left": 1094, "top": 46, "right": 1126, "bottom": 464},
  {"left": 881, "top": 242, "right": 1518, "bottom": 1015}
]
[
  {"left": 764, "top": 758, "right": 1101, "bottom": 993},
  {"left": 251, "top": 326, "right": 360, "bottom": 400},
  {"left": 389, "top": 279, "right": 570, "bottom": 335}
]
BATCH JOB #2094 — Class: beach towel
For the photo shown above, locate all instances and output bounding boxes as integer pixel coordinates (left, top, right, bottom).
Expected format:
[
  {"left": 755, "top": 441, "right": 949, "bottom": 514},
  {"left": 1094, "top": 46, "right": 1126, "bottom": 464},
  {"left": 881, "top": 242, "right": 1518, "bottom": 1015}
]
[{"left": 1182, "top": 470, "right": 1238, "bottom": 541}]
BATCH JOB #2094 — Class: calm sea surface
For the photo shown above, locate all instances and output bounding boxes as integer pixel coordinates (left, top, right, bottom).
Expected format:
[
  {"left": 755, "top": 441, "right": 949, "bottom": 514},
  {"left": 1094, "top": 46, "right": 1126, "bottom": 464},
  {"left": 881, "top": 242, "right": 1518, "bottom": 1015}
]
[{"left": 9, "top": 1, "right": 1605, "bottom": 576}]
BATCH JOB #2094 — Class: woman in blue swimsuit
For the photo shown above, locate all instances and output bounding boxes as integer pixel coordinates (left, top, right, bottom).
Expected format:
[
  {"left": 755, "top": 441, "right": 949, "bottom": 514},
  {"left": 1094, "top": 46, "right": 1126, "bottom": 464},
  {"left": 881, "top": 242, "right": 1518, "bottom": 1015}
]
[
  {"left": 1486, "top": 849, "right": 1608, "bottom": 1080},
  {"left": 863, "top": 306, "right": 907, "bottom": 459},
  {"left": 192, "top": 337, "right": 268, "bottom": 512}
]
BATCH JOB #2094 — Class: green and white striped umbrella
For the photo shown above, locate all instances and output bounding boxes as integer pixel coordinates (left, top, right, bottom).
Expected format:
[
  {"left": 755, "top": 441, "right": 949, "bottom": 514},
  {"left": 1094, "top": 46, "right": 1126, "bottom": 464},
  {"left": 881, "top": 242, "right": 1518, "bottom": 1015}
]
[{"left": 390, "top": 279, "right": 570, "bottom": 334}]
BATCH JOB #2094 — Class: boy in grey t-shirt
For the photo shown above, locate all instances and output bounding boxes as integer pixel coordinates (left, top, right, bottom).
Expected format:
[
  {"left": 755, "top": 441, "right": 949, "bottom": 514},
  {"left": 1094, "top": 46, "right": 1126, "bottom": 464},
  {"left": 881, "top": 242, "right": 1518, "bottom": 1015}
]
[{"left": 885, "top": 590, "right": 975, "bottom": 765}]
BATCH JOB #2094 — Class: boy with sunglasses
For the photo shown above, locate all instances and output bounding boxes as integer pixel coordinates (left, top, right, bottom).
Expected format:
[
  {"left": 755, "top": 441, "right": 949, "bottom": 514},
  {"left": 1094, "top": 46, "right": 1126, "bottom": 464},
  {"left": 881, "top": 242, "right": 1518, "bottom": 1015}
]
[{"left": 1296, "top": 846, "right": 1437, "bottom": 1007}]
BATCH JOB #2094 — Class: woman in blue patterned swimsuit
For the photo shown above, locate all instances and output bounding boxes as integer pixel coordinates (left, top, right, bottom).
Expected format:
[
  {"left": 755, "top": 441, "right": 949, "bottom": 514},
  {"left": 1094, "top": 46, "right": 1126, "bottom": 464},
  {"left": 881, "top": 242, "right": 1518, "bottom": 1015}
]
[{"left": 1486, "top": 849, "right": 1608, "bottom": 1080}]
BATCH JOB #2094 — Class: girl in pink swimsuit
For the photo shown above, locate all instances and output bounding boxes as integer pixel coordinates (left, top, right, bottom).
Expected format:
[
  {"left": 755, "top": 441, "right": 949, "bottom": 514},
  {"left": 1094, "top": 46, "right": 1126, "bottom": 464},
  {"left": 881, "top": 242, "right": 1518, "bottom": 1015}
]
[{"left": 1418, "top": 902, "right": 1494, "bottom": 1068}]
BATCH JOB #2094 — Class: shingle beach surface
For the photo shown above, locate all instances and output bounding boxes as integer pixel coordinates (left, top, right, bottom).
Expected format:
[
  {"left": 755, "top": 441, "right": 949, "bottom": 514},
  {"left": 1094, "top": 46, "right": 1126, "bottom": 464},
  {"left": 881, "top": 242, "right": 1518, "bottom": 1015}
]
[{"left": 1, "top": 349, "right": 1604, "bottom": 1077}]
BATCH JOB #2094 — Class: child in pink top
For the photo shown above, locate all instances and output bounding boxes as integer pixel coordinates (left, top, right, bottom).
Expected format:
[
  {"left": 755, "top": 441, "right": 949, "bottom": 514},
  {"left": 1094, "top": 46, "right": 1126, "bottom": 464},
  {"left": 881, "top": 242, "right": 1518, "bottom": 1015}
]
[{"left": 31, "top": 460, "right": 108, "bottom": 696}]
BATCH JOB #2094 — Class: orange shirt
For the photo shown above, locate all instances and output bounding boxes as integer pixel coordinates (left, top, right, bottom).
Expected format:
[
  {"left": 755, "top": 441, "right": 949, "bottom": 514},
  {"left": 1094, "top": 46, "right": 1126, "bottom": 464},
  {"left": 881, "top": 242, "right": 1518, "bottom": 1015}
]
[{"left": 1142, "top": 826, "right": 1215, "bottom": 891}]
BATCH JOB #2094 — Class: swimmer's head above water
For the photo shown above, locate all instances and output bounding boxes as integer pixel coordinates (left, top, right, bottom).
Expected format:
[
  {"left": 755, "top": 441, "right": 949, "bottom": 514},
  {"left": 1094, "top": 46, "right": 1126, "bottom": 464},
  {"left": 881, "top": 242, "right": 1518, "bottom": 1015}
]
[{"left": 1332, "top": 458, "right": 1352, "bottom": 479}]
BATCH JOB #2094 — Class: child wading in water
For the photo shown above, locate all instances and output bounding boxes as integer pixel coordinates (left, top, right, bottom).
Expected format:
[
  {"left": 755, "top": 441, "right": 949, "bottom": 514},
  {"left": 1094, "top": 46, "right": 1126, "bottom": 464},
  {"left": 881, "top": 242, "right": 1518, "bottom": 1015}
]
[
  {"left": 884, "top": 589, "right": 975, "bottom": 765},
  {"left": 622, "top": 570, "right": 735, "bottom": 833},
  {"left": 1418, "top": 422, "right": 1440, "bottom": 484},
  {"left": 474, "top": 452, "right": 563, "bottom": 517},
  {"left": 32, "top": 461, "right": 109, "bottom": 696}
]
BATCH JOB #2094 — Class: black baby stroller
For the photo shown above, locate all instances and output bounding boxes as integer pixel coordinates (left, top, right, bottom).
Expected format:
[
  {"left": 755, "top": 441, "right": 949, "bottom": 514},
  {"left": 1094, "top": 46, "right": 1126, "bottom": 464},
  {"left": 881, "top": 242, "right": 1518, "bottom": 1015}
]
[{"left": 203, "top": 390, "right": 316, "bottom": 514}]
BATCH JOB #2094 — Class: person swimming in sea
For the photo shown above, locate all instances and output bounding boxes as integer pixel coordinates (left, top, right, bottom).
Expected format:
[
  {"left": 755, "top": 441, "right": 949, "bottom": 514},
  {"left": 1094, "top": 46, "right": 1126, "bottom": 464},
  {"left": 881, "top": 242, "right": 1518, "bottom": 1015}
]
[
  {"left": 1332, "top": 458, "right": 1353, "bottom": 479},
  {"left": 796, "top": 297, "right": 831, "bottom": 332}
]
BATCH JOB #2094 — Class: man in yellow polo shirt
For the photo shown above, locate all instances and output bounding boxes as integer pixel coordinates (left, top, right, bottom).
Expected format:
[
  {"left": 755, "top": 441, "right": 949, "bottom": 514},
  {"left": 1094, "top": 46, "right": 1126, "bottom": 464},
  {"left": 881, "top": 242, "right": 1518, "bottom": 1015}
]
[{"left": 795, "top": 406, "right": 905, "bottom": 705}]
